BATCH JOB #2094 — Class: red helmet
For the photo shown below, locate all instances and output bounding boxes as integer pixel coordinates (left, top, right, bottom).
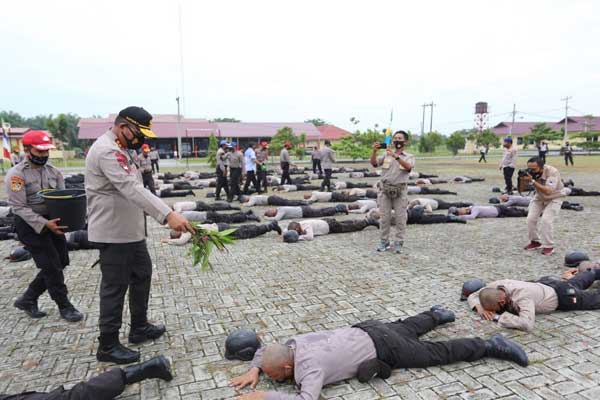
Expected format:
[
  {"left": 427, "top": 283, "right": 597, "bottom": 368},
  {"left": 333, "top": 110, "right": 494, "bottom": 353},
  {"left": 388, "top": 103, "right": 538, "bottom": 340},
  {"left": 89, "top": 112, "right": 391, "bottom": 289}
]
[{"left": 22, "top": 130, "right": 55, "bottom": 151}]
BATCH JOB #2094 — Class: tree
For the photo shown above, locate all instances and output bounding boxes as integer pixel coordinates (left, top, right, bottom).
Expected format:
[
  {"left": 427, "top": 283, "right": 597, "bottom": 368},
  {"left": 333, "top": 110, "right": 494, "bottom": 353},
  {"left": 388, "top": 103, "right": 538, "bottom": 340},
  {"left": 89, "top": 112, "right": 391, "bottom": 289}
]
[
  {"left": 269, "top": 126, "right": 298, "bottom": 156},
  {"left": 210, "top": 117, "right": 241, "bottom": 123},
  {"left": 446, "top": 131, "right": 466, "bottom": 155},
  {"left": 524, "top": 123, "right": 562, "bottom": 144},
  {"left": 304, "top": 118, "right": 327, "bottom": 126},
  {"left": 46, "top": 113, "right": 81, "bottom": 149},
  {"left": 0, "top": 110, "right": 26, "bottom": 127},
  {"left": 418, "top": 131, "right": 445, "bottom": 153},
  {"left": 475, "top": 129, "right": 500, "bottom": 148},
  {"left": 207, "top": 132, "right": 218, "bottom": 168},
  {"left": 332, "top": 136, "right": 371, "bottom": 160}
]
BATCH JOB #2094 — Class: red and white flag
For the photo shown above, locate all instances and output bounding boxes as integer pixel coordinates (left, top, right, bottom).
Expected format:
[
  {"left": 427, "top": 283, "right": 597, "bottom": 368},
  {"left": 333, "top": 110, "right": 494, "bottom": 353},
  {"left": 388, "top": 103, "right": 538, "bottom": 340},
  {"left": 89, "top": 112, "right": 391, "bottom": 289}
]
[{"left": 1, "top": 120, "right": 11, "bottom": 160}]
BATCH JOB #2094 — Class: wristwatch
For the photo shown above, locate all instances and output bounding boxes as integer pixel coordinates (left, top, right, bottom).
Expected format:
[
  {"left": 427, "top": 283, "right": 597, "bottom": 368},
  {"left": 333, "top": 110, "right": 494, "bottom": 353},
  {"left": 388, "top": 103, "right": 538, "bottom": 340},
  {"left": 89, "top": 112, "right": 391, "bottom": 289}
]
[{"left": 493, "top": 315, "right": 500, "bottom": 323}]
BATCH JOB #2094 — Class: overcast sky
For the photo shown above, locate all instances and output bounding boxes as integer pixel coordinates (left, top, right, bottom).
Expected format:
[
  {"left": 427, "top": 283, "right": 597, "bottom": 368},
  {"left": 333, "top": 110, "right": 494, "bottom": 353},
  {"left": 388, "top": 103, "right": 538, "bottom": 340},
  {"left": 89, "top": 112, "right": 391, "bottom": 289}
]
[{"left": 1, "top": 0, "right": 599, "bottom": 134}]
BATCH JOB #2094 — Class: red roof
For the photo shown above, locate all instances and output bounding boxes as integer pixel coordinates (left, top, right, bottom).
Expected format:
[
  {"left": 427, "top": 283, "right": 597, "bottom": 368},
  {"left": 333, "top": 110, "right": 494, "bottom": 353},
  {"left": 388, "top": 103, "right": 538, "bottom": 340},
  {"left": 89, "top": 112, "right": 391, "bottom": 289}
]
[{"left": 316, "top": 124, "right": 352, "bottom": 140}]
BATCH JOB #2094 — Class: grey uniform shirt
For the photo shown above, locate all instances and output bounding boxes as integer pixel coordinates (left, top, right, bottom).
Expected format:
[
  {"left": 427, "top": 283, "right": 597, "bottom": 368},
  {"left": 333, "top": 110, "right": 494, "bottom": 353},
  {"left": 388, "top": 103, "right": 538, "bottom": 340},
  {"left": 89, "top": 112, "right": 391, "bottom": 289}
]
[
  {"left": 6, "top": 159, "right": 65, "bottom": 233},
  {"left": 149, "top": 150, "right": 159, "bottom": 161},
  {"left": 457, "top": 206, "right": 499, "bottom": 220},
  {"left": 280, "top": 148, "right": 290, "bottom": 163},
  {"left": 228, "top": 151, "right": 244, "bottom": 168},
  {"left": 311, "top": 149, "right": 321, "bottom": 160},
  {"left": 10, "top": 153, "right": 23, "bottom": 166},
  {"left": 504, "top": 195, "right": 532, "bottom": 207},
  {"left": 320, "top": 147, "right": 335, "bottom": 169},
  {"left": 85, "top": 130, "right": 172, "bottom": 243},
  {"left": 139, "top": 155, "right": 153, "bottom": 173},
  {"left": 251, "top": 327, "right": 377, "bottom": 400},
  {"left": 377, "top": 151, "right": 415, "bottom": 185},
  {"left": 181, "top": 211, "right": 208, "bottom": 222},
  {"left": 269, "top": 206, "right": 303, "bottom": 221},
  {"left": 500, "top": 147, "right": 517, "bottom": 168},
  {"left": 216, "top": 148, "right": 227, "bottom": 172}
]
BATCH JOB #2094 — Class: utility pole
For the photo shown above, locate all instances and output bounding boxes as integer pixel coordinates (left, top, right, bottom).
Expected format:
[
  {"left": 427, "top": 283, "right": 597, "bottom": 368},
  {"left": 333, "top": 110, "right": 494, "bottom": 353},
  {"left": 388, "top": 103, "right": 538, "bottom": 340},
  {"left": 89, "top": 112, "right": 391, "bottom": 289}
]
[
  {"left": 509, "top": 103, "right": 517, "bottom": 136},
  {"left": 421, "top": 103, "right": 427, "bottom": 135},
  {"left": 177, "top": 3, "right": 185, "bottom": 160},
  {"left": 176, "top": 96, "right": 182, "bottom": 164},
  {"left": 428, "top": 102, "right": 435, "bottom": 133},
  {"left": 561, "top": 96, "right": 572, "bottom": 144}
]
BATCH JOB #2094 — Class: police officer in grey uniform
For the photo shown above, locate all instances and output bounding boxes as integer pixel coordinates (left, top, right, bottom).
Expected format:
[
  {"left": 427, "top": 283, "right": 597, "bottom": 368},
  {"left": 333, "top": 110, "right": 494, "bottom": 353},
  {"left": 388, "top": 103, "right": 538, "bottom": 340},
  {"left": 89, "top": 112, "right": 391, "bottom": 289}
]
[
  {"left": 215, "top": 140, "right": 230, "bottom": 200},
  {"left": 138, "top": 145, "right": 156, "bottom": 195},
  {"left": 319, "top": 140, "right": 335, "bottom": 192},
  {"left": 279, "top": 141, "right": 292, "bottom": 185},
  {"left": 85, "top": 107, "right": 194, "bottom": 364},
  {"left": 7, "top": 130, "right": 83, "bottom": 322},
  {"left": 370, "top": 131, "right": 415, "bottom": 254},
  {"left": 227, "top": 142, "right": 244, "bottom": 202}
]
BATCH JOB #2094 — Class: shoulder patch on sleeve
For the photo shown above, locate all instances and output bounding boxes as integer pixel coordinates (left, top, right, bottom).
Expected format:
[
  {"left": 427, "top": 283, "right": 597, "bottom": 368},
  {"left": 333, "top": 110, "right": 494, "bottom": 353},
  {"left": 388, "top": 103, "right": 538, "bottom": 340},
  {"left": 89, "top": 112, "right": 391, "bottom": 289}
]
[
  {"left": 10, "top": 176, "right": 25, "bottom": 192},
  {"left": 115, "top": 152, "right": 132, "bottom": 174}
]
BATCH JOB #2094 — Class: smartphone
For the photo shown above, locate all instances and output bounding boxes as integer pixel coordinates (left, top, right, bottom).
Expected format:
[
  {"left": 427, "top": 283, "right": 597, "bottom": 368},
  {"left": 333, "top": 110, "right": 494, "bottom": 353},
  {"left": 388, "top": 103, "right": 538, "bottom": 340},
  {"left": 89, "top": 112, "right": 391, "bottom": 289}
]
[{"left": 378, "top": 142, "right": 387, "bottom": 149}]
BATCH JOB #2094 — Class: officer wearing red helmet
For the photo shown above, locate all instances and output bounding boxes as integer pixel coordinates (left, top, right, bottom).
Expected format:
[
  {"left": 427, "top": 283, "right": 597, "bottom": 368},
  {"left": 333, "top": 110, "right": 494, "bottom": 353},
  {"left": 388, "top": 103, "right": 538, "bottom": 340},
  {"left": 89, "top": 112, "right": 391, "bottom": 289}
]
[
  {"left": 139, "top": 144, "right": 156, "bottom": 195},
  {"left": 5, "top": 130, "right": 84, "bottom": 323}
]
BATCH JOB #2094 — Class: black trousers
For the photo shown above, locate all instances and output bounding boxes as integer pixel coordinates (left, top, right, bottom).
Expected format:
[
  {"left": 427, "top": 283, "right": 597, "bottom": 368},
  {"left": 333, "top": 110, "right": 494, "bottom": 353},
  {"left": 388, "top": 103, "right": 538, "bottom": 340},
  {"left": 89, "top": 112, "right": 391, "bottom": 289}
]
[
  {"left": 312, "top": 159, "right": 322, "bottom": 174},
  {"left": 320, "top": 169, "right": 332, "bottom": 192},
  {"left": 538, "top": 271, "right": 600, "bottom": 311},
  {"left": 257, "top": 169, "right": 268, "bottom": 193},
  {"left": 0, "top": 369, "right": 126, "bottom": 400},
  {"left": 215, "top": 168, "right": 229, "bottom": 198},
  {"left": 295, "top": 184, "right": 320, "bottom": 191},
  {"left": 539, "top": 151, "right": 547, "bottom": 163},
  {"left": 195, "top": 201, "right": 239, "bottom": 211},
  {"left": 495, "top": 205, "right": 528, "bottom": 218},
  {"left": 159, "top": 190, "right": 194, "bottom": 198},
  {"left": 142, "top": 172, "right": 156, "bottom": 195},
  {"left": 205, "top": 211, "right": 254, "bottom": 224},
  {"left": 301, "top": 206, "right": 338, "bottom": 218},
  {"left": 354, "top": 312, "right": 487, "bottom": 369},
  {"left": 216, "top": 223, "right": 271, "bottom": 239},
  {"left": 564, "top": 153, "right": 574, "bottom": 166},
  {"left": 280, "top": 162, "right": 292, "bottom": 185},
  {"left": 151, "top": 159, "right": 159, "bottom": 173},
  {"left": 228, "top": 168, "right": 242, "bottom": 200},
  {"left": 268, "top": 196, "right": 308, "bottom": 206},
  {"left": 407, "top": 208, "right": 453, "bottom": 225},
  {"left": 568, "top": 188, "right": 600, "bottom": 196},
  {"left": 331, "top": 192, "right": 362, "bottom": 202},
  {"left": 419, "top": 188, "right": 457, "bottom": 195},
  {"left": 503, "top": 167, "right": 515, "bottom": 193},
  {"left": 478, "top": 153, "right": 486, "bottom": 163},
  {"left": 324, "top": 218, "right": 369, "bottom": 234},
  {"left": 345, "top": 182, "right": 371, "bottom": 189},
  {"left": 435, "top": 199, "right": 472, "bottom": 210},
  {"left": 243, "top": 170, "right": 259, "bottom": 194},
  {"left": 15, "top": 217, "right": 71, "bottom": 309},
  {"left": 98, "top": 241, "right": 152, "bottom": 335},
  {"left": 561, "top": 201, "right": 581, "bottom": 210}
]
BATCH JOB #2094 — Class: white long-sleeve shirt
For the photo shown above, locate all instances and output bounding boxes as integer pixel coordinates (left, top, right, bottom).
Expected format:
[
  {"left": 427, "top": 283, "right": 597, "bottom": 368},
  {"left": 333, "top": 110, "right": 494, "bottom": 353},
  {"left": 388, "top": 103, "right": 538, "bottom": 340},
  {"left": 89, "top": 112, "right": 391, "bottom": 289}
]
[
  {"left": 348, "top": 200, "right": 377, "bottom": 214},
  {"left": 307, "top": 192, "right": 332, "bottom": 203},
  {"left": 173, "top": 201, "right": 196, "bottom": 213},
  {"left": 243, "top": 195, "right": 269, "bottom": 207},
  {"left": 283, "top": 219, "right": 330, "bottom": 241}
]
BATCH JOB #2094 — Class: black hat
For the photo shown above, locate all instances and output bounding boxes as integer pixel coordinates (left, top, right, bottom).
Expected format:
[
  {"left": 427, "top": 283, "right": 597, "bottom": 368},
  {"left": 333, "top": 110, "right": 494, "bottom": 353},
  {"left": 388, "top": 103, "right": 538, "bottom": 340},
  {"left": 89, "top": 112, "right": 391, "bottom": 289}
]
[
  {"left": 460, "top": 278, "right": 486, "bottom": 301},
  {"left": 225, "top": 329, "right": 261, "bottom": 361},
  {"left": 118, "top": 106, "right": 157, "bottom": 138},
  {"left": 564, "top": 251, "right": 590, "bottom": 268},
  {"left": 489, "top": 197, "right": 500, "bottom": 204},
  {"left": 283, "top": 230, "right": 299, "bottom": 243},
  {"left": 8, "top": 247, "right": 32, "bottom": 262}
]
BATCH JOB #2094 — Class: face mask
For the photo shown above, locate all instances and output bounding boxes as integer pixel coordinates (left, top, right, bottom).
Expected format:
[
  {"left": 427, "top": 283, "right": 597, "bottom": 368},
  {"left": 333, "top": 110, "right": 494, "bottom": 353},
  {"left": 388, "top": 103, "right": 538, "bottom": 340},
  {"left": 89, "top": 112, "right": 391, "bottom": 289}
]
[
  {"left": 29, "top": 154, "right": 49, "bottom": 166},
  {"left": 124, "top": 133, "right": 145, "bottom": 150},
  {"left": 393, "top": 140, "right": 405, "bottom": 149},
  {"left": 143, "top": 153, "right": 149, "bottom": 158}
]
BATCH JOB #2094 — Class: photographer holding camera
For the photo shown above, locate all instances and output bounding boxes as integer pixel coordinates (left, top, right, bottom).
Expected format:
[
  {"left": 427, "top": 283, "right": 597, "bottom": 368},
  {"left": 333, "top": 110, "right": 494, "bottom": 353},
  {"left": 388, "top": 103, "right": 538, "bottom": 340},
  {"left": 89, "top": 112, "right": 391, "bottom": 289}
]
[
  {"left": 370, "top": 131, "right": 415, "bottom": 254},
  {"left": 522, "top": 156, "right": 565, "bottom": 255}
]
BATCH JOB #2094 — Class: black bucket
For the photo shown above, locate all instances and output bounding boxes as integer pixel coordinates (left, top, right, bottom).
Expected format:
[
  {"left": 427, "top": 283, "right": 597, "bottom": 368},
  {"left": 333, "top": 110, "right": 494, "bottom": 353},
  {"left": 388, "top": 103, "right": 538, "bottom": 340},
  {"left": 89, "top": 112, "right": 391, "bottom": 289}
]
[{"left": 40, "top": 189, "right": 87, "bottom": 232}]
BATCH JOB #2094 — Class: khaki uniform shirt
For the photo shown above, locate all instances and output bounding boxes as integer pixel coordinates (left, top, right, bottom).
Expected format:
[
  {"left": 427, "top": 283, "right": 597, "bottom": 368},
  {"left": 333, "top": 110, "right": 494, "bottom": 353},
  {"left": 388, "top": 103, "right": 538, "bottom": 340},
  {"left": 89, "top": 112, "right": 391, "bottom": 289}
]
[
  {"left": 468, "top": 279, "right": 559, "bottom": 332},
  {"left": 139, "top": 154, "right": 153, "bottom": 173},
  {"left": 216, "top": 148, "right": 227, "bottom": 172},
  {"left": 85, "top": 130, "right": 172, "bottom": 243},
  {"left": 228, "top": 150, "right": 244, "bottom": 168},
  {"left": 533, "top": 164, "right": 564, "bottom": 202},
  {"left": 320, "top": 147, "right": 335, "bottom": 169},
  {"left": 280, "top": 148, "right": 290, "bottom": 163},
  {"left": 5, "top": 159, "right": 65, "bottom": 233},
  {"left": 377, "top": 151, "right": 415, "bottom": 185},
  {"left": 500, "top": 147, "right": 517, "bottom": 168}
]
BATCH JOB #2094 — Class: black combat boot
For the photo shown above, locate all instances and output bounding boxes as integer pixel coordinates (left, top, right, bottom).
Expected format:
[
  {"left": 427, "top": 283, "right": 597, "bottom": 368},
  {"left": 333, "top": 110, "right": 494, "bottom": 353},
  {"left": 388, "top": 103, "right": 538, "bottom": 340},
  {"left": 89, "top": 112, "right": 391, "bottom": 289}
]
[
  {"left": 485, "top": 334, "right": 528, "bottom": 367},
  {"left": 335, "top": 204, "right": 349, "bottom": 215},
  {"left": 245, "top": 210, "right": 260, "bottom": 222},
  {"left": 14, "top": 296, "right": 47, "bottom": 319},
  {"left": 268, "top": 221, "right": 282, "bottom": 235},
  {"left": 356, "top": 358, "right": 391, "bottom": 383},
  {"left": 123, "top": 355, "right": 173, "bottom": 384},
  {"left": 430, "top": 305, "right": 455, "bottom": 325},
  {"left": 97, "top": 333, "right": 140, "bottom": 365},
  {"left": 129, "top": 323, "right": 166, "bottom": 344}
]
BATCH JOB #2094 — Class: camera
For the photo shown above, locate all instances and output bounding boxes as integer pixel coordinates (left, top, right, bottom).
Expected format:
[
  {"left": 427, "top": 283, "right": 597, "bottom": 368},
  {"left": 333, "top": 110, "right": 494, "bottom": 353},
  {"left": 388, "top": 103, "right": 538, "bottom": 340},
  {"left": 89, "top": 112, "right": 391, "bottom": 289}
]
[
  {"left": 378, "top": 142, "right": 387, "bottom": 149},
  {"left": 517, "top": 169, "right": 530, "bottom": 178}
]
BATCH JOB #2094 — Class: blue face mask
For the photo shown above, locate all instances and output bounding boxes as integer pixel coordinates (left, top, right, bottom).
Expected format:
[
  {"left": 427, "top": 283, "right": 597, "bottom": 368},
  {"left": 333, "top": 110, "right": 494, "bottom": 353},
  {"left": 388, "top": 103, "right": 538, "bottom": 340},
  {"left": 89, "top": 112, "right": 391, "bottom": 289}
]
[{"left": 29, "top": 154, "right": 49, "bottom": 166}]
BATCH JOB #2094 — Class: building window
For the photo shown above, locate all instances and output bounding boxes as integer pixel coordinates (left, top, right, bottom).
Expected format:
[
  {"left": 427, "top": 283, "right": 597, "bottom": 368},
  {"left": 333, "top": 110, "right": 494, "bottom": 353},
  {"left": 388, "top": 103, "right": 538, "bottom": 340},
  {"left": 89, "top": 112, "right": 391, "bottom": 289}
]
[{"left": 517, "top": 137, "right": 523, "bottom": 145}]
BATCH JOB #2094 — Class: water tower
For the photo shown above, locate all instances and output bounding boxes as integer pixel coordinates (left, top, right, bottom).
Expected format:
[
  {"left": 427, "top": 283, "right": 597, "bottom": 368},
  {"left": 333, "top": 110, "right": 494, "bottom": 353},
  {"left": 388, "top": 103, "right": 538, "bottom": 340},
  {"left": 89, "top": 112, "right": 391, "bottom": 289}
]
[{"left": 474, "top": 102, "right": 489, "bottom": 133}]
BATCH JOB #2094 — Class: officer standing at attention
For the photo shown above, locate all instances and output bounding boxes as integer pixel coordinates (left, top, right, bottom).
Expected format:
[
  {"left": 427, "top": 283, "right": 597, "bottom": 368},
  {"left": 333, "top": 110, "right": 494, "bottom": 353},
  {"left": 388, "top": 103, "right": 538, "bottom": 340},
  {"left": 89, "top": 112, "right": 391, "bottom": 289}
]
[
  {"left": 7, "top": 130, "right": 83, "bottom": 322},
  {"left": 370, "top": 131, "right": 415, "bottom": 254},
  {"left": 139, "top": 144, "right": 156, "bottom": 195},
  {"left": 85, "top": 106, "right": 194, "bottom": 364},
  {"left": 149, "top": 146, "right": 160, "bottom": 173},
  {"left": 279, "top": 141, "right": 292, "bottom": 185},
  {"left": 215, "top": 140, "right": 230, "bottom": 200},
  {"left": 319, "top": 140, "right": 335, "bottom": 192},
  {"left": 227, "top": 142, "right": 244, "bottom": 202}
]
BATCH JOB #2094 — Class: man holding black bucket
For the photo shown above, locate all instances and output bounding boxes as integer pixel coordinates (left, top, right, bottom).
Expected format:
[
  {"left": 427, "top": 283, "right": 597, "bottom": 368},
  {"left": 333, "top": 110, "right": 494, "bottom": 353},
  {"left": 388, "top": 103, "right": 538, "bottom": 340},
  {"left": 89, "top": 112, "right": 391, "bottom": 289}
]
[
  {"left": 6, "top": 130, "right": 84, "bottom": 323},
  {"left": 85, "top": 106, "right": 194, "bottom": 365}
]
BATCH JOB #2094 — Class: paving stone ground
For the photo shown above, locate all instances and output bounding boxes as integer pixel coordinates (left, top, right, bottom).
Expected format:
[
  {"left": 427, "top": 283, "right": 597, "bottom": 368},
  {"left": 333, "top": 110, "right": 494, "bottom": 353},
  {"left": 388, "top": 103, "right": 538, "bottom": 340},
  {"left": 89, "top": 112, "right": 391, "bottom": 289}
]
[{"left": 1, "top": 157, "right": 599, "bottom": 399}]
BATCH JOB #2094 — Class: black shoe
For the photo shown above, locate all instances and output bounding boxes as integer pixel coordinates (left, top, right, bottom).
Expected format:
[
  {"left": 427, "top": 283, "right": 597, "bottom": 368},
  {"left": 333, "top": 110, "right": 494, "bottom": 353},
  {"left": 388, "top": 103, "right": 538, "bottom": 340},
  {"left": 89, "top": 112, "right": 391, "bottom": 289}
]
[
  {"left": 215, "top": 196, "right": 222, "bottom": 201},
  {"left": 14, "top": 296, "right": 47, "bottom": 319},
  {"left": 97, "top": 341, "right": 141, "bottom": 365},
  {"left": 430, "top": 305, "right": 455, "bottom": 325},
  {"left": 129, "top": 323, "right": 167, "bottom": 344},
  {"left": 269, "top": 221, "right": 282, "bottom": 235},
  {"left": 572, "top": 205, "right": 584, "bottom": 211},
  {"left": 366, "top": 218, "right": 380, "bottom": 228},
  {"left": 356, "top": 358, "right": 391, "bottom": 383},
  {"left": 335, "top": 204, "right": 349, "bottom": 215},
  {"left": 59, "top": 306, "right": 84, "bottom": 322},
  {"left": 447, "top": 215, "right": 467, "bottom": 224},
  {"left": 245, "top": 211, "right": 260, "bottom": 222},
  {"left": 124, "top": 355, "right": 173, "bottom": 384},
  {"left": 485, "top": 334, "right": 529, "bottom": 367}
]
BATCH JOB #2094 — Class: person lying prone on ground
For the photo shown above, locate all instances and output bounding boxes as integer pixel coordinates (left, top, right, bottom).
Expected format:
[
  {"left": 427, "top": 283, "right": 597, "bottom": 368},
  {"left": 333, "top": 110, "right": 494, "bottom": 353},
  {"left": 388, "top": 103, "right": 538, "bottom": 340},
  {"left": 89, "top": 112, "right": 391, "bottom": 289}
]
[
  {"left": 282, "top": 218, "right": 379, "bottom": 242},
  {"left": 241, "top": 195, "right": 309, "bottom": 207},
  {"left": 182, "top": 210, "right": 260, "bottom": 224},
  {"left": 173, "top": 201, "right": 241, "bottom": 213},
  {"left": 448, "top": 205, "right": 527, "bottom": 220},
  {"left": 408, "top": 198, "right": 472, "bottom": 213},
  {"left": 163, "top": 221, "right": 281, "bottom": 245},
  {"left": 263, "top": 204, "right": 347, "bottom": 221}
]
